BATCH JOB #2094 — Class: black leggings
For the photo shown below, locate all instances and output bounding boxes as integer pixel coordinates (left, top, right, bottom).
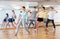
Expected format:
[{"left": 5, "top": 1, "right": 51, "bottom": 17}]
[{"left": 46, "top": 19, "right": 55, "bottom": 28}]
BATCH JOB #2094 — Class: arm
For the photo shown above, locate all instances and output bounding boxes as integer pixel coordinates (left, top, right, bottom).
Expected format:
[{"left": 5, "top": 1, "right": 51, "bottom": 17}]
[
  {"left": 54, "top": 10, "right": 58, "bottom": 13},
  {"left": 28, "top": 12, "right": 32, "bottom": 18},
  {"left": 17, "top": 14, "right": 21, "bottom": 24},
  {"left": 36, "top": 13, "right": 39, "bottom": 21}
]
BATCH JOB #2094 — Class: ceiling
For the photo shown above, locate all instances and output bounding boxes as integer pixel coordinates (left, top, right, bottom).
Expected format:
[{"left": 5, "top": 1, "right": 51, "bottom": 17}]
[
  {"left": 0, "top": 0, "right": 60, "bottom": 5},
  {"left": 0, "top": 0, "right": 59, "bottom": 2}
]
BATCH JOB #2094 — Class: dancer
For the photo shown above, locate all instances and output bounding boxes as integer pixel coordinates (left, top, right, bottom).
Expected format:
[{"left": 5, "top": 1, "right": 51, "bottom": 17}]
[
  {"left": 6, "top": 10, "right": 16, "bottom": 29},
  {"left": 2, "top": 13, "right": 9, "bottom": 29},
  {"left": 12, "top": 10, "right": 16, "bottom": 24},
  {"left": 46, "top": 7, "right": 57, "bottom": 30},
  {"left": 28, "top": 6, "right": 38, "bottom": 30},
  {"left": 15, "top": 6, "right": 29, "bottom": 36},
  {"left": 36, "top": 7, "right": 46, "bottom": 30}
]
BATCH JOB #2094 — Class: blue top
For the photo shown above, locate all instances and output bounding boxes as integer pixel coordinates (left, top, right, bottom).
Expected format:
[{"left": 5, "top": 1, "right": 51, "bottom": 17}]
[{"left": 21, "top": 11, "right": 28, "bottom": 19}]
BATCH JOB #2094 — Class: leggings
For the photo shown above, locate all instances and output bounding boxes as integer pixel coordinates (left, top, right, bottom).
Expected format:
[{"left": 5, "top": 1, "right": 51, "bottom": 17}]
[
  {"left": 15, "top": 19, "right": 29, "bottom": 35},
  {"left": 46, "top": 19, "right": 55, "bottom": 28},
  {"left": 28, "top": 20, "right": 36, "bottom": 29}
]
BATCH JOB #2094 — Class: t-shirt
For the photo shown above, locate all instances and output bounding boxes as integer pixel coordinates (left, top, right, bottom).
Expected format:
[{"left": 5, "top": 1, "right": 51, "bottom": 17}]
[
  {"left": 9, "top": 13, "right": 16, "bottom": 19},
  {"left": 12, "top": 14, "right": 16, "bottom": 19},
  {"left": 29, "top": 11, "right": 37, "bottom": 20},
  {"left": 43, "top": 11, "right": 47, "bottom": 18},
  {"left": 47, "top": 11, "right": 56, "bottom": 20},
  {"left": 38, "top": 11, "right": 47, "bottom": 18},
  {"left": 9, "top": 13, "right": 13, "bottom": 18},
  {"left": 20, "top": 11, "right": 28, "bottom": 20}
]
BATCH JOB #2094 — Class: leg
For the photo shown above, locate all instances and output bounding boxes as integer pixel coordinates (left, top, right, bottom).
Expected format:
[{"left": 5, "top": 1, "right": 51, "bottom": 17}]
[
  {"left": 46, "top": 19, "right": 50, "bottom": 28},
  {"left": 6, "top": 22, "right": 9, "bottom": 29},
  {"left": 1, "top": 21, "right": 5, "bottom": 28},
  {"left": 24, "top": 19, "right": 30, "bottom": 33},
  {"left": 15, "top": 22, "right": 21, "bottom": 36},
  {"left": 33, "top": 20, "right": 36, "bottom": 29},
  {"left": 28, "top": 20, "right": 32, "bottom": 29},
  {"left": 3, "top": 22, "right": 6, "bottom": 29},
  {"left": 52, "top": 20, "right": 55, "bottom": 28},
  {"left": 40, "top": 21, "right": 49, "bottom": 32},
  {"left": 40, "top": 22, "right": 46, "bottom": 28},
  {"left": 36, "top": 21, "right": 39, "bottom": 30},
  {"left": 14, "top": 21, "right": 17, "bottom": 25},
  {"left": 12, "top": 22, "right": 16, "bottom": 29},
  {"left": 22, "top": 19, "right": 25, "bottom": 27}
]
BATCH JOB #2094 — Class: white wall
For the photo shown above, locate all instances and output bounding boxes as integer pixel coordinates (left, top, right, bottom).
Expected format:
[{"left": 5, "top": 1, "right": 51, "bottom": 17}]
[
  {"left": 54, "top": 6, "right": 60, "bottom": 22},
  {"left": 0, "top": 1, "right": 38, "bottom": 24},
  {"left": 0, "top": 1, "right": 60, "bottom": 24}
]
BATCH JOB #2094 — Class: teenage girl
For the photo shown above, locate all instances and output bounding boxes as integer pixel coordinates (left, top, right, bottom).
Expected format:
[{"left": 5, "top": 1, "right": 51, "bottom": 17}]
[
  {"left": 15, "top": 6, "right": 29, "bottom": 36},
  {"left": 28, "top": 6, "right": 38, "bottom": 30},
  {"left": 36, "top": 7, "right": 46, "bottom": 30},
  {"left": 46, "top": 7, "right": 57, "bottom": 30},
  {"left": 2, "top": 13, "right": 9, "bottom": 29},
  {"left": 6, "top": 10, "right": 16, "bottom": 29}
]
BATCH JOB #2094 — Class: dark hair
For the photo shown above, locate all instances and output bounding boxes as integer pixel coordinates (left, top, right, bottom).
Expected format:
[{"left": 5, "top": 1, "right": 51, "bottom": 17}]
[
  {"left": 50, "top": 7, "right": 54, "bottom": 9},
  {"left": 42, "top": 7, "right": 45, "bottom": 10},
  {"left": 6, "top": 13, "right": 9, "bottom": 17},
  {"left": 22, "top": 6, "right": 25, "bottom": 9}
]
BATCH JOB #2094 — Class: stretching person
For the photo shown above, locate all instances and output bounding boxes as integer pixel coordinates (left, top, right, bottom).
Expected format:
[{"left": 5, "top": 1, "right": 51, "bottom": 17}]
[
  {"left": 2, "top": 13, "right": 9, "bottom": 29},
  {"left": 6, "top": 10, "right": 16, "bottom": 29},
  {"left": 36, "top": 7, "right": 46, "bottom": 30},
  {"left": 12, "top": 10, "right": 16, "bottom": 25},
  {"left": 46, "top": 7, "right": 57, "bottom": 30},
  {"left": 15, "top": 6, "right": 29, "bottom": 36},
  {"left": 28, "top": 7, "right": 38, "bottom": 30}
]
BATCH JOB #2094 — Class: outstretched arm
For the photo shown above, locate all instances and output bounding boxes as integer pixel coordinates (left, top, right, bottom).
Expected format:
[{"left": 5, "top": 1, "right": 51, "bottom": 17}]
[{"left": 54, "top": 10, "right": 58, "bottom": 13}]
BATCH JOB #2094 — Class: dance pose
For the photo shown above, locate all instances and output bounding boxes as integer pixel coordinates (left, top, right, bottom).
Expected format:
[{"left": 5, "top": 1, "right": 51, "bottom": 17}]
[
  {"left": 46, "top": 7, "right": 57, "bottom": 30},
  {"left": 28, "top": 7, "right": 38, "bottom": 30},
  {"left": 36, "top": 7, "right": 47, "bottom": 30},
  {"left": 15, "top": 6, "right": 29, "bottom": 36},
  {"left": 2, "top": 13, "right": 9, "bottom": 29},
  {"left": 6, "top": 10, "right": 16, "bottom": 29},
  {"left": 12, "top": 10, "right": 16, "bottom": 25}
]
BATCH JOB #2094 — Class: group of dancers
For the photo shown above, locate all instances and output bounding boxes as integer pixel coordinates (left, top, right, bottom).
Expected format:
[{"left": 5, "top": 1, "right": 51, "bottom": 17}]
[{"left": 2, "top": 6, "right": 57, "bottom": 36}]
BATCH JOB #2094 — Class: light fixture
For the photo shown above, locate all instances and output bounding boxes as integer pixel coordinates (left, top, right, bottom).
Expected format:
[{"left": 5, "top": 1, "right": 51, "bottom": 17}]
[
  {"left": 10, "top": 4, "right": 21, "bottom": 9},
  {"left": 43, "top": 5, "right": 50, "bottom": 7},
  {"left": 13, "top": 6, "right": 21, "bottom": 9}
]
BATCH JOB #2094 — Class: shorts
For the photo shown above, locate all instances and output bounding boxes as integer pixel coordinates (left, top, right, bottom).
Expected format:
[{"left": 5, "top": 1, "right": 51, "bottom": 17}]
[
  {"left": 37, "top": 18, "right": 43, "bottom": 22},
  {"left": 8, "top": 18, "right": 14, "bottom": 22}
]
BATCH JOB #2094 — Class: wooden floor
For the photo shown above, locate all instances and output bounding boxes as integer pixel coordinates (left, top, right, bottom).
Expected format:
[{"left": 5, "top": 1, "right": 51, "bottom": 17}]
[{"left": 0, "top": 26, "right": 60, "bottom": 39}]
